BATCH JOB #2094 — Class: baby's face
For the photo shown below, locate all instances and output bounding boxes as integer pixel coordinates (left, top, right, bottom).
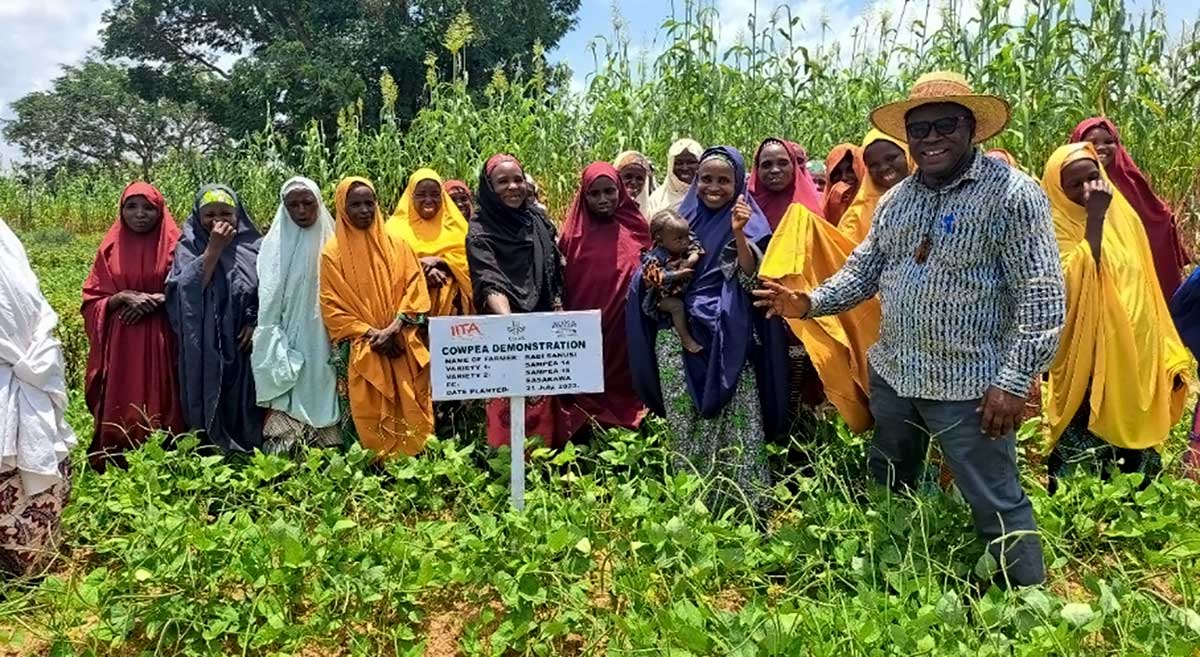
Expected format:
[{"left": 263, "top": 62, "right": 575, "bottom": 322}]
[{"left": 661, "top": 225, "right": 692, "bottom": 256}]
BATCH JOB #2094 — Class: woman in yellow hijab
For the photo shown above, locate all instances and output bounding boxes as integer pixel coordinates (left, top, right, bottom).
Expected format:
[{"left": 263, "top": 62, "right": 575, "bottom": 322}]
[
  {"left": 754, "top": 129, "right": 908, "bottom": 435},
  {"left": 387, "top": 168, "right": 473, "bottom": 317},
  {"left": 1042, "top": 142, "right": 1191, "bottom": 492},
  {"left": 837, "top": 129, "right": 913, "bottom": 245},
  {"left": 320, "top": 177, "right": 434, "bottom": 458},
  {"left": 759, "top": 200, "right": 881, "bottom": 435}
]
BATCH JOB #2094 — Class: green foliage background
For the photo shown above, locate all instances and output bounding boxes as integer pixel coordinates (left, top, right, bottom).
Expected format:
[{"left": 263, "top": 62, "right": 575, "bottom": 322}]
[
  {"left": 3, "top": 1, "right": 1200, "bottom": 655},
  {"left": 3, "top": 0, "right": 1199, "bottom": 246}
]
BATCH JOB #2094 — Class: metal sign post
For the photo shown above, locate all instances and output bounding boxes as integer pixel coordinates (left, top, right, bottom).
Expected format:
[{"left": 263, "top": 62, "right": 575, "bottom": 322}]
[{"left": 509, "top": 396, "right": 526, "bottom": 510}]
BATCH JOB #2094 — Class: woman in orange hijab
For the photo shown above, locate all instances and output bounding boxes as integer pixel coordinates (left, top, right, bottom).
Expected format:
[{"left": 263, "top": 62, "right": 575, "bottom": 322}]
[
  {"left": 821, "top": 144, "right": 866, "bottom": 225},
  {"left": 320, "top": 177, "right": 434, "bottom": 458}
]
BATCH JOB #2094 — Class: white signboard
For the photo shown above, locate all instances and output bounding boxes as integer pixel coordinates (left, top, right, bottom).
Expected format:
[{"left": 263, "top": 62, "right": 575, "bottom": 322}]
[
  {"left": 430, "top": 310, "right": 605, "bottom": 511},
  {"left": 430, "top": 310, "right": 604, "bottom": 402}
]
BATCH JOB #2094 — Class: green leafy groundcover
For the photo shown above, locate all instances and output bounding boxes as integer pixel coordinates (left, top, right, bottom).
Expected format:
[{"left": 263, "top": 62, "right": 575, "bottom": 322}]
[
  {"left": 2, "top": 232, "right": 1199, "bottom": 656},
  {"left": 2, "top": 419, "right": 1199, "bottom": 656}
]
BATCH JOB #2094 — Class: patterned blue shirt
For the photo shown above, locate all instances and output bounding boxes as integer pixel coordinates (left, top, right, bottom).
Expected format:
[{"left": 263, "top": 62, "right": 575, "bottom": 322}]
[{"left": 808, "top": 149, "right": 1065, "bottom": 401}]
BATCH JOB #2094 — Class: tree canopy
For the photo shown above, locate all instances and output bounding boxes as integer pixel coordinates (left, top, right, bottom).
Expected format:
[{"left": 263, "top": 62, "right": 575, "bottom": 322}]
[
  {"left": 2, "top": 60, "right": 221, "bottom": 175},
  {"left": 100, "top": 0, "right": 582, "bottom": 138}
]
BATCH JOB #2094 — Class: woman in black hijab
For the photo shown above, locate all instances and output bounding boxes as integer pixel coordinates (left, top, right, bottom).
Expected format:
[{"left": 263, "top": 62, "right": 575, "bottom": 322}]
[
  {"left": 466, "top": 153, "right": 568, "bottom": 448},
  {"left": 467, "top": 154, "right": 564, "bottom": 314}
]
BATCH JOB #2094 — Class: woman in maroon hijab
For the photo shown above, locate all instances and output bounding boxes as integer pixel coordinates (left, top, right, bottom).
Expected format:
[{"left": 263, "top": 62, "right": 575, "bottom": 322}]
[
  {"left": 748, "top": 138, "right": 824, "bottom": 230},
  {"left": 1072, "top": 117, "right": 1190, "bottom": 299},
  {"left": 82, "top": 182, "right": 185, "bottom": 470},
  {"left": 559, "top": 162, "right": 652, "bottom": 435}
]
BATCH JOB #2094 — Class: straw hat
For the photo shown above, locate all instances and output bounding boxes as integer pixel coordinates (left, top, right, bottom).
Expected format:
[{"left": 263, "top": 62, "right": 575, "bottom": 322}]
[{"left": 870, "top": 71, "right": 1011, "bottom": 144}]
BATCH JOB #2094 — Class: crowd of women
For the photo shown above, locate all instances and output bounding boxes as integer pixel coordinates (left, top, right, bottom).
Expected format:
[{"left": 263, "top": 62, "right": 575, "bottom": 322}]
[{"left": 2, "top": 70, "right": 1198, "bottom": 581}]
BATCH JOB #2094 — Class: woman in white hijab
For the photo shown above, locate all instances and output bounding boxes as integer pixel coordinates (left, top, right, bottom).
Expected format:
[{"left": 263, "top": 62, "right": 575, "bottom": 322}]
[
  {"left": 0, "top": 218, "right": 76, "bottom": 578},
  {"left": 647, "top": 138, "right": 703, "bottom": 215},
  {"left": 252, "top": 177, "right": 342, "bottom": 454}
]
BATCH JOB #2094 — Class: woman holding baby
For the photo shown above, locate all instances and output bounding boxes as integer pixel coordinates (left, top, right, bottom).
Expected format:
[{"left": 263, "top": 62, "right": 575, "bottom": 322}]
[{"left": 627, "top": 145, "right": 790, "bottom": 514}]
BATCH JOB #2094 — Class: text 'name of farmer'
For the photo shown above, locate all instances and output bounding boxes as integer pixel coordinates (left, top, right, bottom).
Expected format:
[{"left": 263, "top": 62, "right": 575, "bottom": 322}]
[{"left": 441, "top": 340, "right": 588, "bottom": 356}]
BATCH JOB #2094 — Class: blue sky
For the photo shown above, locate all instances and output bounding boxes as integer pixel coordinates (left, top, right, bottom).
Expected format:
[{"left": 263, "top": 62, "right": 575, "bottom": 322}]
[
  {"left": 1, "top": 0, "right": 1196, "bottom": 164},
  {"left": 550, "top": 0, "right": 1198, "bottom": 84}
]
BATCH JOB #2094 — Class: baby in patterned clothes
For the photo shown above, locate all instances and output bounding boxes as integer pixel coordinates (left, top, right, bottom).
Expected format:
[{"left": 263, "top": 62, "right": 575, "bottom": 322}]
[{"left": 641, "top": 209, "right": 705, "bottom": 353}]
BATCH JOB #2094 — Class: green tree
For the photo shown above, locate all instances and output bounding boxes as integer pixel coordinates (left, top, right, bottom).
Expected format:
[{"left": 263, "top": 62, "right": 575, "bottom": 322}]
[
  {"left": 3, "top": 59, "right": 222, "bottom": 176},
  {"left": 100, "top": 0, "right": 581, "bottom": 138}
]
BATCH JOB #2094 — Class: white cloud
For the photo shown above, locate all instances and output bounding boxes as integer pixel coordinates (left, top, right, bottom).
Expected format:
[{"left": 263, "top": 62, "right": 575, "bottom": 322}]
[{"left": 0, "top": 0, "right": 107, "bottom": 167}]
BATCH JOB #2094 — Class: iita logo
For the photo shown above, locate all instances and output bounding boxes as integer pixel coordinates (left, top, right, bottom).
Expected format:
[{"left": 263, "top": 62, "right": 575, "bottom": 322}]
[{"left": 449, "top": 321, "right": 482, "bottom": 339}]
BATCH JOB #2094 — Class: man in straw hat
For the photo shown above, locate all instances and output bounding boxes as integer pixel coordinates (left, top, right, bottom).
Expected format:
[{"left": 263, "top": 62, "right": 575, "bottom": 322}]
[{"left": 755, "top": 71, "right": 1065, "bottom": 587}]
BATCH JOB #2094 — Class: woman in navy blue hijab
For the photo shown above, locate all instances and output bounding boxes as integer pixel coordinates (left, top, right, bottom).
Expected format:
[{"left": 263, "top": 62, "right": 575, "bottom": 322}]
[
  {"left": 627, "top": 146, "right": 789, "bottom": 512},
  {"left": 1170, "top": 267, "right": 1200, "bottom": 479},
  {"left": 166, "top": 185, "right": 264, "bottom": 453}
]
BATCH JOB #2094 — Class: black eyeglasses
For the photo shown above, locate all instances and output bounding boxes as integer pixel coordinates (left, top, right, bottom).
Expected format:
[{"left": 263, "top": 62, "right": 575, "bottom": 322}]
[{"left": 905, "top": 115, "right": 970, "bottom": 140}]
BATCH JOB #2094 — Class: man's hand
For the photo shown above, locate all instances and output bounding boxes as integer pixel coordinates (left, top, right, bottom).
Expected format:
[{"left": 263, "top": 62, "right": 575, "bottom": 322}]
[
  {"left": 978, "top": 386, "right": 1026, "bottom": 439},
  {"left": 751, "top": 280, "right": 811, "bottom": 319}
]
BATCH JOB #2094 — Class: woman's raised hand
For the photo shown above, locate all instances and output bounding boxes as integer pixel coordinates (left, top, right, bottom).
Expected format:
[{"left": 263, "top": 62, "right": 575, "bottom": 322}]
[{"left": 731, "top": 194, "right": 751, "bottom": 233}]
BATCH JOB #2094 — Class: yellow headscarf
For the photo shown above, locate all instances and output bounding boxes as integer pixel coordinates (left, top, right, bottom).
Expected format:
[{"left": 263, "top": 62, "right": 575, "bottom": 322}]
[
  {"left": 386, "top": 168, "right": 473, "bottom": 317},
  {"left": 837, "top": 129, "right": 913, "bottom": 245},
  {"left": 760, "top": 203, "right": 881, "bottom": 434},
  {"left": 1042, "top": 143, "right": 1191, "bottom": 450},
  {"left": 319, "top": 176, "right": 434, "bottom": 458}
]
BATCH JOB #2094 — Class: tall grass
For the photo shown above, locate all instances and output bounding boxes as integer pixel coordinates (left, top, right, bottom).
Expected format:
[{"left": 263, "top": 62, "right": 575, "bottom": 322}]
[{"left": 2, "top": 0, "right": 1198, "bottom": 245}]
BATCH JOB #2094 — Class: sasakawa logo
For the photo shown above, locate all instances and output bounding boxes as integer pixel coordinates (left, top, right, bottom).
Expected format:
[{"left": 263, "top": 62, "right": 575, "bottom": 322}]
[{"left": 551, "top": 319, "right": 578, "bottom": 338}]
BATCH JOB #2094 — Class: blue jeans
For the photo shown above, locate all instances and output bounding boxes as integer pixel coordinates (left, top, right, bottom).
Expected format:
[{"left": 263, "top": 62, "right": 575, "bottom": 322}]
[{"left": 868, "top": 368, "right": 1045, "bottom": 586}]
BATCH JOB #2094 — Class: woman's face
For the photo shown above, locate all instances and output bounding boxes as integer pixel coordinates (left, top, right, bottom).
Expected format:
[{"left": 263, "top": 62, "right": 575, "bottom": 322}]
[
  {"left": 830, "top": 153, "right": 858, "bottom": 188},
  {"left": 346, "top": 184, "right": 377, "bottom": 230},
  {"left": 488, "top": 161, "right": 528, "bottom": 210},
  {"left": 585, "top": 175, "right": 620, "bottom": 218},
  {"left": 284, "top": 188, "right": 319, "bottom": 228},
  {"left": 811, "top": 171, "right": 827, "bottom": 193},
  {"left": 448, "top": 188, "right": 472, "bottom": 219},
  {"left": 1082, "top": 126, "right": 1118, "bottom": 168},
  {"left": 200, "top": 202, "right": 236, "bottom": 232},
  {"left": 619, "top": 163, "right": 648, "bottom": 199},
  {"left": 121, "top": 194, "right": 161, "bottom": 234},
  {"left": 864, "top": 141, "right": 909, "bottom": 191},
  {"left": 413, "top": 179, "right": 442, "bottom": 220},
  {"left": 697, "top": 158, "right": 737, "bottom": 209},
  {"left": 755, "top": 141, "right": 794, "bottom": 193},
  {"left": 673, "top": 151, "right": 700, "bottom": 184},
  {"left": 1060, "top": 158, "right": 1102, "bottom": 207}
]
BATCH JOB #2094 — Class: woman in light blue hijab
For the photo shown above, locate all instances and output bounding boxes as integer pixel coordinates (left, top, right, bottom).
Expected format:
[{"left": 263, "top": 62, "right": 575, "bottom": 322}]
[{"left": 252, "top": 177, "right": 341, "bottom": 453}]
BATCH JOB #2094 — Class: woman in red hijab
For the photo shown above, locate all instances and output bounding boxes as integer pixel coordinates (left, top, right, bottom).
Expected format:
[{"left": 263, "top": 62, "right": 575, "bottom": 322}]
[
  {"left": 1072, "top": 117, "right": 1190, "bottom": 299},
  {"left": 82, "top": 182, "right": 185, "bottom": 470},
  {"left": 559, "top": 162, "right": 652, "bottom": 434},
  {"left": 820, "top": 143, "right": 866, "bottom": 225},
  {"left": 748, "top": 138, "right": 824, "bottom": 229},
  {"left": 443, "top": 179, "right": 474, "bottom": 221}
]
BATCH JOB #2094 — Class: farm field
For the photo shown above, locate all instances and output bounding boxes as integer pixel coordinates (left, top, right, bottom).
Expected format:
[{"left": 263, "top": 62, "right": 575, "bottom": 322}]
[
  {"left": 3, "top": 220, "right": 1200, "bottom": 656},
  {"left": 3, "top": 0, "right": 1200, "bottom": 654}
]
